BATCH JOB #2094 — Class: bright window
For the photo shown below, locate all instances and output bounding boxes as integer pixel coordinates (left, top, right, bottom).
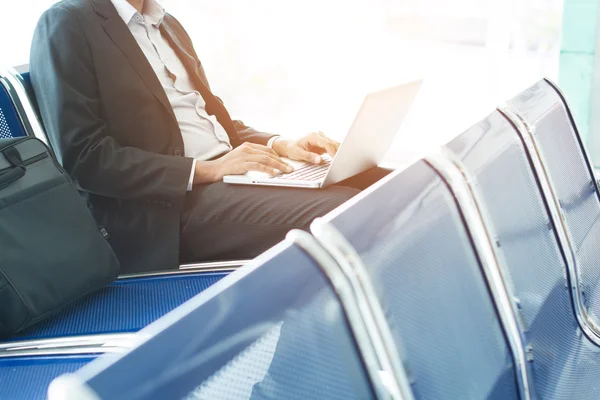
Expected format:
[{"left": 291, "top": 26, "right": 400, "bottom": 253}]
[{"left": 0, "top": 0, "right": 564, "bottom": 162}]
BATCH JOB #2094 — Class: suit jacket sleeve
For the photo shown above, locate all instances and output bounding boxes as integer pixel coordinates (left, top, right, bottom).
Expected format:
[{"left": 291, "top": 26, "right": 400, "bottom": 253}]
[{"left": 30, "top": 6, "right": 193, "bottom": 210}]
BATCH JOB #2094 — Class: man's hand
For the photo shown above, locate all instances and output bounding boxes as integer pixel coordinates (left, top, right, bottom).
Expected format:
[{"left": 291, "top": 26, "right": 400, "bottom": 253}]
[
  {"left": 193, "top": 142, "right": 293, "bottom": 184},
  {"left": 272, "top": 132, "right": 340, "bottom": 164}
]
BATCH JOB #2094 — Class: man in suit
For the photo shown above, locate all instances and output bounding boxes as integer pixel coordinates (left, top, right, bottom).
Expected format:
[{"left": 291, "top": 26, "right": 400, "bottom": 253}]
[{"left": 30, "top": 0, "right": 389, "bottom": 273}]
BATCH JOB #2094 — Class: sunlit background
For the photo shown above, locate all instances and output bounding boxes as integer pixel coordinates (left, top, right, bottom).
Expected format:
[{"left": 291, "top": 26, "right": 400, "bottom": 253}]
[{"left": 1, "top": 0, "right": 565, "bottom": 163}]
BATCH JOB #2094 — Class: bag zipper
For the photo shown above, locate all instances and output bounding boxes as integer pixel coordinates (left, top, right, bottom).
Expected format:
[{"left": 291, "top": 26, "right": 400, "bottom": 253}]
[{"left": 23, "top": 152, "right": 49, "bottom": 166}]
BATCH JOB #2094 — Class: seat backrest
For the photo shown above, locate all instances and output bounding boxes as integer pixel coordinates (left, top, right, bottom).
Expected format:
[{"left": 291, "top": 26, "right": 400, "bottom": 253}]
[
  {"left": 507, "top": 81, "right": 600, "bottom": 336},
  {"left": 18, "top": 70, "right": 43, "bottom": 126},
  {"left": 0, "top": 71, "right": 27, "bottom": 138},
  {"left": 317, "top": 161, "right": 521, "bottom": 399},
  {"left": 446, "top": 109, "right": 600, "bottom": 399},
  {"left": 49, "top": 239, "right": 378, "bottom": 400},
  {"left": 0, "top": 68, "right": 48, "bottom": 145}
]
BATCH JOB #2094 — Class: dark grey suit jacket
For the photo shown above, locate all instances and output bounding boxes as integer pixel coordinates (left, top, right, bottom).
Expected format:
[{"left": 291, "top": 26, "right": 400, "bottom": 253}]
[{"left": 30, "top": 0, "right": 273, "bottom": 273}]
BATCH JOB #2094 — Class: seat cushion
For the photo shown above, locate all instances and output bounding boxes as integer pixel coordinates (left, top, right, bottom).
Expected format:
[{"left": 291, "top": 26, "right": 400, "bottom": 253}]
[
  {"left": 0, "top": 355, "right": 98, "bottom": 400},
  {"left": 9, "top": 272, "right": 228, "bottom": 340}
]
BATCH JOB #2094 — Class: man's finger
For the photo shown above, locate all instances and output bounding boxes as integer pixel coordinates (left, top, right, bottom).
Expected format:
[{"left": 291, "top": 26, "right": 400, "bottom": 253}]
[
  {"left": 308, "top": 135, "right": 338, "bottom": 157},
  {"left": 322, "top": 136, "right": 340, "bottom": 156},
  {"left": 246, "top": 147, "right": 291, "bottom": 169},
  {"left": 249, "top": 154, "right": 293, "bottom": 173},
  {"left": 314, "top": 132, "right": 339, "bottom": 154},
  {"left": 248, "top": 146, "right": 284, "bottom": 160},
  {"left": 245, "top": 162, "right": 281, "bottom": 176},
  {"left": 293, "top": 148, "right": 322, "bottom": 164},
  {"left": 245, "top": 142, "right": 280, "bottom": 158}
]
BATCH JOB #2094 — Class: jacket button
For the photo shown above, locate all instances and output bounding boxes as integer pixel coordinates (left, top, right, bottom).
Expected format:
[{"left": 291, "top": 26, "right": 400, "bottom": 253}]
[{"left": 173, "top": 148, "right": 183, "bottom": 156}]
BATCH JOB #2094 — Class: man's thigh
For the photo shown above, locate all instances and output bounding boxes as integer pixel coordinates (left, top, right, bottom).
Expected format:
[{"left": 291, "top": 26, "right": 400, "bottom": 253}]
[{"left": 180, "top": 183, "right": 359, "bottom": 262}]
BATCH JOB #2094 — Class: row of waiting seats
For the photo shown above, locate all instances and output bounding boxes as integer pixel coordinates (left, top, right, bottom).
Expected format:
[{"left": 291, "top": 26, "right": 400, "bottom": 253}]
[
  {"left": 53, "top": 77, "right": 600, "bottom": 399},
  {"left": 0, "top": 67, "right": 246, "bottom": 399},
  {"left": 4, "top": 63, "right": 600, "bottom": 399},
  {"left": 40, "top": 78, "right": 600, "bottom": 399}
]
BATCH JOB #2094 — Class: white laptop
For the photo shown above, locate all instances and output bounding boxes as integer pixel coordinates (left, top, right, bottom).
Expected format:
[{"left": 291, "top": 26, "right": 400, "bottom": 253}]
[{"left": 223, "top": 80, "right": 422, "bottom": 189}]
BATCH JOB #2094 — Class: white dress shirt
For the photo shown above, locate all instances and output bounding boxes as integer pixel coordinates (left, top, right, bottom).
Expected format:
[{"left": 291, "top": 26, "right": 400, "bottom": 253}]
[{"left": 110, "top": 0, "right": 233, "bottom": 190}]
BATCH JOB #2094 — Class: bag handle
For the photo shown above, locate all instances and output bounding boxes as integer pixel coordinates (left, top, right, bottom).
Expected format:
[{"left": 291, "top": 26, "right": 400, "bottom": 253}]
[{"left": 0, "top": 147, "right": 26, "bottom": 190}]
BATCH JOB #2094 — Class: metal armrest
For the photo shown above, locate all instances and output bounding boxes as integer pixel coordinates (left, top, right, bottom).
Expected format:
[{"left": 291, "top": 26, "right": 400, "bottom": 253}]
[
  {"left": 117, "top": 260, "right": 250, "bottom": 279},
  {"left": 0, "top": 334, "right": 137, "bottom": 359},
  {"left": 179, "top": 259, "right": 249, "bottom": 270}
]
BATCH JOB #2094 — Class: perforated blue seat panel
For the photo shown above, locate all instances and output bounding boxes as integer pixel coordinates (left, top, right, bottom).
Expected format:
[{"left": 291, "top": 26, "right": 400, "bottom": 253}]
[
  {"left": 0, "top": 355, "right": 98, "bottom": 400},
  {"left": 447, "top": 111, "right": 600, "bottom": 399},
  {"left": 327, "top": 161, "right": 520, "bottom": 399},
  {"left": 0, "top": 79, "right": 26, "bottom": 138},
  {"left": 10, "top": 272, "right": 228, "bottom": 340}
]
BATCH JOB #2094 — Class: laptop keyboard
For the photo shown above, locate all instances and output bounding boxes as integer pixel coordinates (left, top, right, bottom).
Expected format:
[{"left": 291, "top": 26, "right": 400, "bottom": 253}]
[{"left": 275, "top": 158, "right": 332, "bottom": 181}]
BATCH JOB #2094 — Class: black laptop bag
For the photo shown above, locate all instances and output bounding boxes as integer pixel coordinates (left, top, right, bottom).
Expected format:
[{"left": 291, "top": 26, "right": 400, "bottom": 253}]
[{"left": 0, "top": 137, "right": 120, "bottom": 338}]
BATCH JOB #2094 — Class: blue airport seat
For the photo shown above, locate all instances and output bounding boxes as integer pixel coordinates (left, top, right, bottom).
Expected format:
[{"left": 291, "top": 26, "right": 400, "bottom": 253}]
[
  {"left": 0, "top": 72, "right": 27, "bottom": 138},
  {"left": 315, "top": 161, "right": 521, "bottom": 399},
  {"left": 10, "top": 272, "right": 227, "bottom": 340},
  {"left": 508, "top": 82, "right": 600, "bottom": 336},
  {"left": 48, "top": 240, "right": 376, "bottom": 400},
  {"left": 0, "top": 68, "right": 232, "bottom": 342},
  {"left": 446, "top": 109, "right": 600, "bottom": 399}
]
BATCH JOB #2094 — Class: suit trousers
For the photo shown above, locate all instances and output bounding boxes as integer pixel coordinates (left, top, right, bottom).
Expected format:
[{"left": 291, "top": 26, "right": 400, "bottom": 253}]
[{"left": 179, "top": 167, "right": 391, "bottom": 262}]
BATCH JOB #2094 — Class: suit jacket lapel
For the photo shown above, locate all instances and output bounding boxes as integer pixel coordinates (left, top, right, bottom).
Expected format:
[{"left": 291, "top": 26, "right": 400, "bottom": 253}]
[
  {"left": 92, "top": 0, "right": 241, "bottom": 146},
  {"left": 94, "top": 1, "right": 176, "bottom": 123}
]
